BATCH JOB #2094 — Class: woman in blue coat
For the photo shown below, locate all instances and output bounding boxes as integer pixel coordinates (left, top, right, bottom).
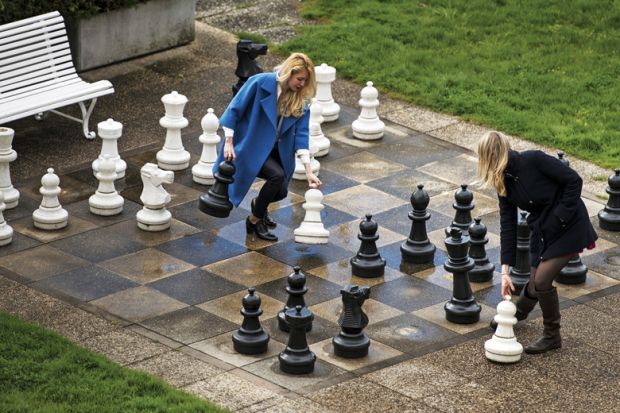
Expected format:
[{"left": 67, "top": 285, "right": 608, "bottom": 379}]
[
  {"left": 215, "top": 52, "right": 321, "bottom": 241},
  {"left": 477, "top": 131, "right": 597, "bottom": 354}
]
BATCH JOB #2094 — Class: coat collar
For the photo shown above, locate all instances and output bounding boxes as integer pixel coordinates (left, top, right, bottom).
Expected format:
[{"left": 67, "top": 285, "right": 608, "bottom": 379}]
[
  {"left": 258, "top": 72, "right": 304, "bottom": 136},
  {"left": 505, "top": 150, "right": 520, "bottom": 177}
]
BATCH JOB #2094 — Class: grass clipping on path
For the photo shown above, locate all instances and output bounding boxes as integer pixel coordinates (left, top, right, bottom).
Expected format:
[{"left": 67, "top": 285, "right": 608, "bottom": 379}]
[
  {"left": 0, "top": 312, "right": 226, "bottom": 413},
  {"left": 280, "top": 0, "right": 620, "bottom": 168}
]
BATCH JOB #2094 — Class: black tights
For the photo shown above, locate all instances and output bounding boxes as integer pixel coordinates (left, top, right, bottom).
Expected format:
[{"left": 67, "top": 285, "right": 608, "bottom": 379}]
[
  {"left": 527, "top": 255, "right": 572, "bottom": 296},
  {"left": 253, "top": 146, "right": 288, "bottom": 219}
]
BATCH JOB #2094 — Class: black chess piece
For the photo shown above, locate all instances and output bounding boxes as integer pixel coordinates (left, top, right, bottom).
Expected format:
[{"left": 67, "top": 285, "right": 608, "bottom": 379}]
[
  {"left": 467, "top": 217, "right": 494, "bottom": 282},
  {"left": 278, "top": 305, "right": 316, "bottom": 374},
  {"left": 509, "top": 212, "right": 530, "bottom": 294},
  {"left": 598, "top": 169, "right": 620, "bottom": 231},
  {"left": 401, "top": 184, "right": 436, "bottom": 264},
  {"left": 232, "top": 39, "right": 268, "bottom": 96},
  {"left": 332, "top": 285, "right": 371, "bottom": 358},
  {"left": 445, "top": 184, "right": 474, "bottom": 236},
  {"left": 232, "top": 288, "right": 270, "bottom": 354},
  {"left": 278, "top": 266, "right": 312, "bottom": 332},
  {"left": 198, "top": 160, "right": 235, "bottom": 218},
  {"left": 444, "top": 228, "right": 480, "bottom": 324},
  {"left": 351, "top": 214, "right": 386, "bottom": 278}
]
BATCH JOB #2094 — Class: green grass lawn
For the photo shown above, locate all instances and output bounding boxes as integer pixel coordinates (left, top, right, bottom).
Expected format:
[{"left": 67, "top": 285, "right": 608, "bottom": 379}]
[
  {"left": 278, "top": 0, "right": 620, "bottom": 168},
  {"left": 0, "top": 312, "right": 227, "bottom": 413}
]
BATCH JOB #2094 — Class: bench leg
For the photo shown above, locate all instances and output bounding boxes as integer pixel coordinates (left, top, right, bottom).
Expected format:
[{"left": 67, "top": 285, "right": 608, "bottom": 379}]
[
  {"left": 34, "top": 112, "right": 49, "bottom": 121},
  {"left": 78, "top": 98, "right": 97, "bottom": 140}
]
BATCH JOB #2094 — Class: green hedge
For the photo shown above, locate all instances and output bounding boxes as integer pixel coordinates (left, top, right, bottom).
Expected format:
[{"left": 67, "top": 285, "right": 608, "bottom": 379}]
[{"left": 0, "top": 0, "right": 149, "bottom": 24}]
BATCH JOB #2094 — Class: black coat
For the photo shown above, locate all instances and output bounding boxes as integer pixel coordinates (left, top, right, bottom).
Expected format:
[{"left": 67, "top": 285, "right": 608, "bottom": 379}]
[{"left": 499, "top": 150, "right": 598, "bottom": 267}]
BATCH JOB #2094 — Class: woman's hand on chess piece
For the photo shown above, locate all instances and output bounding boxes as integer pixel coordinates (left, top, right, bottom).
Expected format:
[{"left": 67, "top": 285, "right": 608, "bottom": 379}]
[
  {"left": 223, "top": 137, "right": 236, "bottom": 161},
  {"left": 501, "top": 273, "right": 515, "bottom": 297},
  {"left": 306, "top": 172, "right": 321, "bottom": 189}
]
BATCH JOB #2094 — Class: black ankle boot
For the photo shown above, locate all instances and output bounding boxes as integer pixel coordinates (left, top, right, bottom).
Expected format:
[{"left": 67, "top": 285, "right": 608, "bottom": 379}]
[
  {"left": 246, "top": 217, "right": 278, "bottom": 241},
  {"left": 490, "top": 282, "right": 538, "bottom": 330},
  {"left": 252, "top": 198, "right": 276, "bottom": 228}
]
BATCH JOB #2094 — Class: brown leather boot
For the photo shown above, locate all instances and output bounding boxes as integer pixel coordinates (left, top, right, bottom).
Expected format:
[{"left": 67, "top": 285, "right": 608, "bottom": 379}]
[
  {"left": 525, "top": 287, "right": 561, "bottom": 354},
  {"left": 490, "top": 282, "right": 538, "bottom": 330}
]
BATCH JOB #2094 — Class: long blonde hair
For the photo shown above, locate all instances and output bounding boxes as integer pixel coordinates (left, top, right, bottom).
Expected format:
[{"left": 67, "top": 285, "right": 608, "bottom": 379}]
[
  {"left": 276, "top": 53, "right": 316, "bottom": 118},
  {"left": 477, "top": 131, "right": 510, "bottom": 196}
]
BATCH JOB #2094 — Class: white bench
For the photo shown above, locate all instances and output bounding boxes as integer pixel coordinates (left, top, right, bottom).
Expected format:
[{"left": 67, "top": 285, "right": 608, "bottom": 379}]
[{"left": 0, "top": 11, "right": 114, "bottom": 139}]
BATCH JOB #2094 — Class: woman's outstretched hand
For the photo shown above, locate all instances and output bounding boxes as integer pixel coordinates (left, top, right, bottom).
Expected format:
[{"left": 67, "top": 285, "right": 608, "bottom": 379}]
[
  {"left": 223, "top": 139, "right": 236, "bottom": 161},
  {"left": 306, "top": 172, "right": 321, "bottom": 189},
  {"left": 501, "top": 273, "right": 516, "bottom": 297}
]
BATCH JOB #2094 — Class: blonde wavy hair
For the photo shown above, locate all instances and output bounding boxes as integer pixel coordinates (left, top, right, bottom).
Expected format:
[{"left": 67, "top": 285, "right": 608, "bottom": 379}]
[
  {"left": 477, "top": 131, "right": 510, "bottom": 196},
  {"left": 276, "top": 53, "right": 316, "bottom": 118}
]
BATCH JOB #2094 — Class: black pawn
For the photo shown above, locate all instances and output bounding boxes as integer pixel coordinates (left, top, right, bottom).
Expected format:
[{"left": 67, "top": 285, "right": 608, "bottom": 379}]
[
  {"left": 598, "top": 169, "right": 620, "bottom": 231},
  {"left": 401, "top": 184, "right": 436, "bottom": 264},
  {"left": 444, "top": 228, "right": 480, "bottom": 324},
  {"left": 232, "top": 288, "right": 269, "bottom": 354},
  {"left": 467, "top": 217, "right": 494, "bottom": 282},
  {"left": 232, "top": 39, "right": 268, "bottom": 96},
  {"left": 509, "top": 212, "right": 530, "bottom": 294},
  {"left": 278, "top": 305, "right": 315, "bottom": 374},
  {"left": 446, "top": 184, "right": 474, "bottom": 236},
  {"left": 278, "top": 266, "right": 312, "bottom": 332},
  {"left": 332, "top": 285, "right": 371, "bottom": 358},
  {"left": 351, "top": 214, "right": 386, "bottom": 278},
  {"left": 198, "top": 160, "right": 235, "bottom": 218}
]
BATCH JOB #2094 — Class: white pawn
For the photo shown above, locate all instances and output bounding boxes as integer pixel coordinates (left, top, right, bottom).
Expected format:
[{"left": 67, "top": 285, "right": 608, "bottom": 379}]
[
  {"left": 314, "top": 63, "right": 340, "bottom": 122},
  {"left": 92, "top": 119, "right": 127, "bottom": 179},
  {"left": 294, "top": 189, "right": 329, "bottom": 244},
  {"left": 33, "top": 168, "right": 68, "bottom": 230},
  {"left": 0, "top": 127, "right": 20, "bottom": 209},
  {"left": 89, "top": 155, "right": 124, "bottom": 216},
  {"left": 136, "top": 163, "right": 174, "bottom": 231},
  {"left": 0, "top": 191, "right": 13, "bottom": 245},
  {"left": 192, "top": 108, "right": 220, "bottom": 185},
  {"left": 352, "top": 81, "right": 385, "bottom": 140},
  {"left": 310, "top": 98, "right": 330, "bottom": 157},
  {"left": 157, "top": 91, "right": 191, "bottom": 170},
  {"left": 293, "top": 142, "right": 320, "bottom": 181},
  {"left": 484, "top": 295, "right": 523, "bottom": 363}
]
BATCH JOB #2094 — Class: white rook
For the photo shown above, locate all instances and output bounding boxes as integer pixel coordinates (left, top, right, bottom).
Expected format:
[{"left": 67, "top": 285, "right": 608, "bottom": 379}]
[
  {"left": 33, "top": 168, "right": 68, "bottom": 230},
  {"left": 89, "top": 155, "right": 124, "bottom": 216},
  {"left": 136, "top": 163, "right": 174, "bottom": 231},
  {"left": 0, "top": 127, "right": 20, "bottom": 209},
  {"left": 157, "top": 91, "right": 191, "bottom": 170},
  {"left": 310, "top": 98, "right": 330, "bottom": 157},
  {"left": 352, "top": 81, "right": 385, "bottom": 140},
  {"left": 192, "top": 108, "right": 220, "bottom": 185},
  {"left": 0, "top": 191, "right": 13, "bottom": 246},
  {"left": 484, "top": 295, "right": 523, "bottom": 363},
  {"left": 92, "top": 119, "right": 126, "bottom": 179},
  {"left": 314, "top": 63, "right": 340, "bottom": 122},
  {"left": 294, "top": 189, "right": 329, "bottom": 244}
]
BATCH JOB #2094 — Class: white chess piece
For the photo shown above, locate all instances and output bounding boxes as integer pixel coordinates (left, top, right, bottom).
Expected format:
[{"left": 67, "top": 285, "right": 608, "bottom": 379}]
[
  {"left": 294, "top": 189, "right": 329, "bottom": 244},
  {"left": 0, "top": 191, "right": 13, "bottom": 245},
  {"left": 136, "top": 163, "right": 174, "bottom": 231},
  {"left": 33, "top": 168, "right": 68, "bottom": 230},
  {"left": 484, "top": 295, "right": 523, "bottom": 363},
  {"left": 293, "top": 142, "right": 320, "bottom": 180},
  {"left": 157, "top": 91, "right": 191, "bottom": 170},
  {"left": 310, "top": 98, "right": 330, "bottom": 157},
  {"left": 89, "top": 155, "right": 124, "bottom": 216},
  {"left": 192, "top": 108, "right": 220, "bottom": 185},
  {"left": 314, "top": 63, "right": 340, "bottom": 122},
  {"left": 92, "top": 119, "right": 127, "bottom": 179},
  {"left": 0, "top": 127, "right": 20, "bottom": 209},
  {"left": 352, "top": 81, "right": 385, "bottom": 140}
]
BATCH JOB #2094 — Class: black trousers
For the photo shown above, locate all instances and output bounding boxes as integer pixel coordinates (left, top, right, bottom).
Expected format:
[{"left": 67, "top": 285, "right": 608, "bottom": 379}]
[{"left": 253, "top": 145, "right": 288, "bottom": 219}]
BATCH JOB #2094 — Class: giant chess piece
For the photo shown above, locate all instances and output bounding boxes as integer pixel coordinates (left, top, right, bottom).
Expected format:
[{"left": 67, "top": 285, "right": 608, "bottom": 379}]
[
  {"left": 136, "top": 163, "right": 174, "bottom": 231},
  {"left": 309, "top": 98, "right": 330, "bottom": 157},
  {"left": 0, "top": 191, "right": 14, "bottom": 246},
  {"left": 484, "top": 295, "right": 523, "bottom": 363},
  {"left": 598, "top": 168, "right": 620, "bottom": 231},
  {"left": 156, "top": 91, "right": 191, "bottom": 171},
  {"left": 32, "top": 168, "right": 68, "bottom": 230},
  {"left": 444, "top": 228, "right": 481, "bottom": 324},
  {"left": 314, "top": 63, "right": 340, "bottom": 122},
  {"left": 232, "top": 39, "right": 268, "bottom": 96},
  {"left": 192, "top": 108, "right": 221, "bottom": 185},
  {"left": 232, "top": 288, "right": 270, "bottom": 354},
  {"left": 446, "top": 184, "right": 474, "bottom": 236},
  {"left": 555, "top": 151, "right": 587, "bottom": 284},
  {"left": 352, "top": 81, "right": 385, "bottom": 140},
  {"left": 278, "top": 305, "right": 315, "bottom": 374},
  {"left": 294, "top": 189, "right": 329, "bottom": 244},
  {"left": 293, "top": 142, "right": 320, "bottom": 181},
  {"left": 278, "top": 266, "right": 312, "bottom": 332},
  {"left": 351, "top": 214, "right": 386, "bottom": 278},
  {"left": 198, "top": 160, "right": 235, "bottom": 218},
  {"left": 401, "top": 184, "right": 436, "bottom": 264},
  {"left": 509, "top": 212, "right": 530, "bottom": 294},
  {"left": 332, "top": 285, "right": 371, "bottom": 358},
  {"left": 89, "top": 155, "right": 124, "bottom": 216},
  {"left": 92, "top": 119, "right": 126, "bottom": 179},
  {"left": 0, "top": 127, "right": 20, "bottom": 209},
  {"left": 467, "top": 217, "right": 494, "bottom": 282}
]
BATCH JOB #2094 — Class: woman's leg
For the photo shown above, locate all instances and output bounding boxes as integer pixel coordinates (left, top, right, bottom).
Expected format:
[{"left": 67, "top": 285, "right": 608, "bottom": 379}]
[{"left": 254, "top": 151, "right": 286, "bottom": 220}]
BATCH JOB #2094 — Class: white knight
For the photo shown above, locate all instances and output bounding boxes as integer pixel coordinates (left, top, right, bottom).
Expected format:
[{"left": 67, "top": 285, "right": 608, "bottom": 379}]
[{"left": 136, "top": 163, "right": 174, "bottom": 231}]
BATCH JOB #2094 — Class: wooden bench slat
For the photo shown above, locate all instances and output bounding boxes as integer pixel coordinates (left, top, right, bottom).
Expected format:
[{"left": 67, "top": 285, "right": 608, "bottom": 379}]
[
  {"left": 0, "top": 65, "right": 75, "bottom": 92},
  {"left": 0, "top": 76, "right": 81, "bottom": 101},
  {"left": 1, "top": 50, "right": 72, "bottom": 76},
  {"left": 0, "top": 16, "right": 65, "bottom": 39},
  {"left": 0, "top": 42, "right": 69, "bottom": 67},
  {"left": 0, "top": 35, "right": 67, "bottom": 59},
  {"left": 0, "top": 11, "right": 60, "bottom": 32}
]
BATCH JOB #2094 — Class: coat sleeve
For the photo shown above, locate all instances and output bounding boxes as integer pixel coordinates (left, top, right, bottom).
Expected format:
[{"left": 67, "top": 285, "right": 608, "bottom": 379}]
[
  {"left": 533, "top": 151, "right": 583, "bottom": 223},
  {"left": 293, "top": 105, "right": 310, "bottom": 152},
  {"left": 499, "top": 194, "right": 518, "bottom": 267},
  {"left": 219, "top": 75, "right": 260, "bottom": 131}
]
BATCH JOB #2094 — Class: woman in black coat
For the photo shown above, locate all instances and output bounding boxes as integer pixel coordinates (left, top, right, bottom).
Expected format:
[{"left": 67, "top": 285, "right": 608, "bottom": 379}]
[{"left": 477, "top": 131, "right": 597, "bottom": 354}]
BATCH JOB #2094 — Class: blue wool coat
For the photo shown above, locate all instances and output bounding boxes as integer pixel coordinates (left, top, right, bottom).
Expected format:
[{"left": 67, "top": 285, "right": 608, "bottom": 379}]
[{"left": 214, "top": 72, "right": 310, "bottom": 207}]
